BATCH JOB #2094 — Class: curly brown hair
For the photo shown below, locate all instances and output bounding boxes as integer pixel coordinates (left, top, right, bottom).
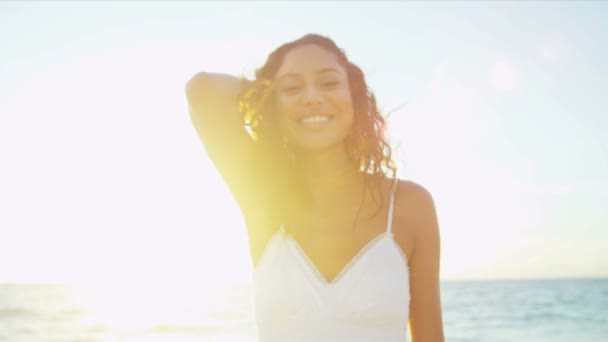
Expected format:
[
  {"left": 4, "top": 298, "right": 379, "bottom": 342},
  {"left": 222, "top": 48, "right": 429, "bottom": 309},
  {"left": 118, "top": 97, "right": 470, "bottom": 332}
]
[{"left": 238, "top": 33, "right": 396, "bottom": 219}]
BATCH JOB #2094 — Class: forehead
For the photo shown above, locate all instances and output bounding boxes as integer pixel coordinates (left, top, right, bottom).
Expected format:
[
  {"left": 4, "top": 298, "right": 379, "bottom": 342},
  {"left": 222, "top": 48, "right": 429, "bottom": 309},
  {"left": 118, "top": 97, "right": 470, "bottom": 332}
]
[{"left": 275, "top": 44, "right": 345, "bottom": 79}]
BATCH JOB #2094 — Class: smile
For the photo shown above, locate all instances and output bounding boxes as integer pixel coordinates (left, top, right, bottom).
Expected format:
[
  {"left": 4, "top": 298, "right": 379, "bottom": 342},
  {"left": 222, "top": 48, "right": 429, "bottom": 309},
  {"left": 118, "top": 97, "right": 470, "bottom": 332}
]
[{"left": 297, "top": 115, "right": 333, "bottom": 125}]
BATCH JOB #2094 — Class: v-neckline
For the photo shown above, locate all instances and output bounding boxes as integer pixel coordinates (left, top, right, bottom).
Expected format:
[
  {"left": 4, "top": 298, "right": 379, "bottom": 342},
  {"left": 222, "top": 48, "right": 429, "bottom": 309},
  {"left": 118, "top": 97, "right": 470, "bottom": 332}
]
[{"left": 281, "top": 225, "right": 390, "bottom": 286}]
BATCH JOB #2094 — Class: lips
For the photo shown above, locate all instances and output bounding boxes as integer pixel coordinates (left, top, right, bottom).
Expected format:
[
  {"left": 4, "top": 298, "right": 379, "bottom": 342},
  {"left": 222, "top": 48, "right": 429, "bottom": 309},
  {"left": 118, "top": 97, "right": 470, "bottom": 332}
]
[
  {"left": 298, "top": 115, "right": 331, "bottom": 124},
  {"left": 296, "top": 113, "right": 334, "bottom": 125}
]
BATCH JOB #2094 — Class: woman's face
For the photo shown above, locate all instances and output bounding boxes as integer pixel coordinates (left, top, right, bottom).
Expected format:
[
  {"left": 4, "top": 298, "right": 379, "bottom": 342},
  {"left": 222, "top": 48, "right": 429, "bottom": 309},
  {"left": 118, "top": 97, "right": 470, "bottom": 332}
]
[{"left": 273, "top": 44, "right": 354, "bottom": 153}]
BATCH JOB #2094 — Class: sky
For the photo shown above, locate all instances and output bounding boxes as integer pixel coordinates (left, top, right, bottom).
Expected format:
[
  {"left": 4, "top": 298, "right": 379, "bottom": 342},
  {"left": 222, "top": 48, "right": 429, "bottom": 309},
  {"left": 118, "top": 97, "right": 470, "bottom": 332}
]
[{"left": 0, "top": 1, "right": 607, "bottom": 286}]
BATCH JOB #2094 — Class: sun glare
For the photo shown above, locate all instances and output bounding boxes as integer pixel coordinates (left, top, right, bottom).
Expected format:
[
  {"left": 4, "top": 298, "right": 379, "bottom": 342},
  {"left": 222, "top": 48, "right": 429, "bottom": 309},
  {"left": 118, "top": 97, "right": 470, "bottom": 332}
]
[
  {"left": 72, "top": 280, "right": 212, "bottom": 331},
  {"left": 0, "top": 34, "right": 263, "bottom": 338}
]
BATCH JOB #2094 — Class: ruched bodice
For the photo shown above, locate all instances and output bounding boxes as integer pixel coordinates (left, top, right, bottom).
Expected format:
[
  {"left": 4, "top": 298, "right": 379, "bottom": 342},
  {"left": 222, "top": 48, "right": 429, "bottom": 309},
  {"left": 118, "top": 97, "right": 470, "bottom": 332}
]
[{"left": 253, "top": 179, "right": 410, "bottom": 341}]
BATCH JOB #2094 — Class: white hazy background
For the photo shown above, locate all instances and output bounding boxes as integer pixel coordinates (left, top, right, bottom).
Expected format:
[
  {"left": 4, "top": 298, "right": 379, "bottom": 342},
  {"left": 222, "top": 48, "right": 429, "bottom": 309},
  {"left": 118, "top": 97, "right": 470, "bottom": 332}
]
[{"left": 1, "top": 2, "right": 607, "bottom": 289}]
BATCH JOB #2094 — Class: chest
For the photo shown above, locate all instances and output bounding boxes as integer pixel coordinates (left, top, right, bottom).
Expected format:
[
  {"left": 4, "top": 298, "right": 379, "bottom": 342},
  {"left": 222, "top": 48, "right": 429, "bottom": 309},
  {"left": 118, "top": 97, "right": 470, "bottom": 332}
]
[{"left": 280, "top": 203, "right": 390, "bottom": 283}]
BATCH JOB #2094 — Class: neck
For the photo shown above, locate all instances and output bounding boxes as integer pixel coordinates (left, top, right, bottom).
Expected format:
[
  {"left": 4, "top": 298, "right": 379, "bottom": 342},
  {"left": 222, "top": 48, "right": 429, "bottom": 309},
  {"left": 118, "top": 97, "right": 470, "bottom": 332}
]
[{"left": 294, "top": 143, "right": 365, "bottom": 209}]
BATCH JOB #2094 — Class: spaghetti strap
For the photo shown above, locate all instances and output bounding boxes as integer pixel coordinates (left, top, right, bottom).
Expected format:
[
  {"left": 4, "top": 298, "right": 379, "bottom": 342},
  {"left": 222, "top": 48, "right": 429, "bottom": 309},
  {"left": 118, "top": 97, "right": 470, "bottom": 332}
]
[{"left": 386, "top": 178, "right": 399, "bottom": 234}]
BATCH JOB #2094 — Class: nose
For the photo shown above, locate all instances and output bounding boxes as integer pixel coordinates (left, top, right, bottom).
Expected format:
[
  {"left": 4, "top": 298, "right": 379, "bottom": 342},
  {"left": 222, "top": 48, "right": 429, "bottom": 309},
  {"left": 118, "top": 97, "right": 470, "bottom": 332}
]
[{"left": 302, "top": 85, "right": 323, "bottom": 106}]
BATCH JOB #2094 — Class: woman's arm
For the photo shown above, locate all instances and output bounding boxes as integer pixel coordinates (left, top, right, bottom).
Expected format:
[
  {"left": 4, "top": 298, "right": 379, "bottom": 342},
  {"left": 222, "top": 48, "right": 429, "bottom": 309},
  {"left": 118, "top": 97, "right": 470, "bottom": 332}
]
[
  {"left": 185, "top": 72, "right": 262, "bottom": 214},
  {"left": 406, "top": 184, "right": 445, "bottom": 342}
]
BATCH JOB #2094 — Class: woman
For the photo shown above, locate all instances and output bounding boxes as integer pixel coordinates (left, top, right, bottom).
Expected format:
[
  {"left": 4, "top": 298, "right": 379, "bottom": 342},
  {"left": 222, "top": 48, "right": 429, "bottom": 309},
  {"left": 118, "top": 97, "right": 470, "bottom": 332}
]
[{"left": 186, "top": 33, "right": 444, "bottom": 341}]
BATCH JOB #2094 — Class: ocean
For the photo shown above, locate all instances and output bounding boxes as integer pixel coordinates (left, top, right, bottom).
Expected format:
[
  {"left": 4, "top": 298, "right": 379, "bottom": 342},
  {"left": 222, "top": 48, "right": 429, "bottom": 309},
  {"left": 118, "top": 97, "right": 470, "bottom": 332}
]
[{"left": 0, "top": 278, "right": 606, "bottom": 341}]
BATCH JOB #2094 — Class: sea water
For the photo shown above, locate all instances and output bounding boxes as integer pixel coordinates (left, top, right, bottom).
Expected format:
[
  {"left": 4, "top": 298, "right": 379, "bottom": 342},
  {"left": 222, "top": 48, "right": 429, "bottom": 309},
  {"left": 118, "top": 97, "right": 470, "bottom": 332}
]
[{"left": 0, "top": 278, "right": 606, "bottom": 341}]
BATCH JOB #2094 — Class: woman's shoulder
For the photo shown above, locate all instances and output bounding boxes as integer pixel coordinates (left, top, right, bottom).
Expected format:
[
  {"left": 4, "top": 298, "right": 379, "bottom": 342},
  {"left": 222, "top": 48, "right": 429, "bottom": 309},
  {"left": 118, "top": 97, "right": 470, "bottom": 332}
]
[
  {"left": 394, "top": 179, "right": 434, "bottom": 205},
  {"left": 392, "top": 179, "right": 439, "bottom": 246}
]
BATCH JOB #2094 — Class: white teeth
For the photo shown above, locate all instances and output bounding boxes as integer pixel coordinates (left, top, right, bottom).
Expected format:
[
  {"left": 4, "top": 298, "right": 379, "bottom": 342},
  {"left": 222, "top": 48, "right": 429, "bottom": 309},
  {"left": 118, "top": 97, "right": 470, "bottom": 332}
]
[{"left": 300, "top": 116, "right": 330, "bottom": 124}]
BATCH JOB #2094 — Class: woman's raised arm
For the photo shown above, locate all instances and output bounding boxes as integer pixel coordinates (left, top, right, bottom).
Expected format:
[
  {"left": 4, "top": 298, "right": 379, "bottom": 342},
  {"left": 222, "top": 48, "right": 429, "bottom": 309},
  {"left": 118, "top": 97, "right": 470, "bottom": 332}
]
[{"left": 185, "top": 72, "right": 263, "bottom": 214}]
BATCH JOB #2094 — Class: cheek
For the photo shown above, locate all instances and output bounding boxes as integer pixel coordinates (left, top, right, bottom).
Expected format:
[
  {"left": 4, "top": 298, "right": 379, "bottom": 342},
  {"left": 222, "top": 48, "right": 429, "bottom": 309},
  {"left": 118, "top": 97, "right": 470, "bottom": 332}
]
[
  {"left": 274, "top": 100, "right": 295, "bottom": 140},
  {"left": 270, "top": 94, "right": 288, "bottom": 119},
  {"left": 274, "top": 96, "right": 296, "bottom": 126},
  {"left": 335, "top": 85, "right": 353, "bottom": 106},
  {"left": 336, "top": 91, "right": 355, "bottom": 122},
  {"left": 275, "top": 93, "right": 296, "bottom": 110}
]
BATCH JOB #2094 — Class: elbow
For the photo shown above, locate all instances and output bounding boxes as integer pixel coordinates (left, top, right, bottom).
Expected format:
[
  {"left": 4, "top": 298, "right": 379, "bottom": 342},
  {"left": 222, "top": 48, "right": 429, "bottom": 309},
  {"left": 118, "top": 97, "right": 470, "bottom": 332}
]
[{"left": 185, "top": 72, "right": 210, "bottom": 100}]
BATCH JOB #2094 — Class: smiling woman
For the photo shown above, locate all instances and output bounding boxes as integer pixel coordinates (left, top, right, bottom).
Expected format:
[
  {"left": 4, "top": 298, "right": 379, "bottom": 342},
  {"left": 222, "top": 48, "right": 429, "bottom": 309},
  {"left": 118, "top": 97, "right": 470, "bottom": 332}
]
[
  {"left": 186, "top": 33, "right": 444, "bottom": 341},
  {"left": 272, "top": 46, "right": 355, "bottom": 152}
]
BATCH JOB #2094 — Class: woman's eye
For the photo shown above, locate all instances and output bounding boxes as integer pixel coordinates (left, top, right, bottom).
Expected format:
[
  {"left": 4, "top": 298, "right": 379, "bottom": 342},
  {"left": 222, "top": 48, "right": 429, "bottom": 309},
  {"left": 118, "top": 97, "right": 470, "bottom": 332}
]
[
  {"left": 281, "top": 86, "right": 300, "bottom": 94},
  {"left": 322, "top": 81, "right": 339, "bottom": 88}
]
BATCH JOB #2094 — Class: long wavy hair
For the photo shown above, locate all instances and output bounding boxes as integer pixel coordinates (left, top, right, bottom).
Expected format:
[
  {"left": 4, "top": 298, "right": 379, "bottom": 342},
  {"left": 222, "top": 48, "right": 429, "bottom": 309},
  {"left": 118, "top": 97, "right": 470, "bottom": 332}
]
[{"left": 238, "top": 33, "right": 396, "bottom": 221}]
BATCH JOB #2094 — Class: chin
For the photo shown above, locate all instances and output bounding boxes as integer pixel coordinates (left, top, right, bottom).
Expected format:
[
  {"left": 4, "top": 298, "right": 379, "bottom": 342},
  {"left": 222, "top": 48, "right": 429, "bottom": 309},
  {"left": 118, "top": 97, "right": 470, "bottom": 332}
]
[
  {"left": 282, "top": 121, "right": 353, "bottom": 155},
  {"left": 290, "top": 137, "right": 348, "bottom": 154}
]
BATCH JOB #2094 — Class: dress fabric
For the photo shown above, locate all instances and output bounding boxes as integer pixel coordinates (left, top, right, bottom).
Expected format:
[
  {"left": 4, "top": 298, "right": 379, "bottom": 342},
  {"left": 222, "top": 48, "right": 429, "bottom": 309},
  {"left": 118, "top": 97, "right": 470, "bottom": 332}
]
[{"left": 253, "top": 179, "right": 411, "bottom": 341}]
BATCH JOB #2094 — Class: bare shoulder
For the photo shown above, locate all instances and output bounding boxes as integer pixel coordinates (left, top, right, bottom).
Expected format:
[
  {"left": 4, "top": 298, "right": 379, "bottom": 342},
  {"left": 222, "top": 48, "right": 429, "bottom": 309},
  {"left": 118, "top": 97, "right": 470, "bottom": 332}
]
[
  {"left": 394, "top": 180, "right": 436, "bottom": 220},
  {"left": 395, "top": 180, "right": 433, "bottom": 202},
  {"left": 392, "top": 179, "right": 440, "bottom": 260}
]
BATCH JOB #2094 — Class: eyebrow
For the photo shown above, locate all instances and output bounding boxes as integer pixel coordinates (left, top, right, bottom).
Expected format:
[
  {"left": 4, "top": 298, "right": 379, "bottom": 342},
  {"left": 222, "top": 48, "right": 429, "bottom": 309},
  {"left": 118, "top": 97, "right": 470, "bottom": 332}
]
[{"left": 277, "top": 68, "right": 341, "bottom": 80}]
